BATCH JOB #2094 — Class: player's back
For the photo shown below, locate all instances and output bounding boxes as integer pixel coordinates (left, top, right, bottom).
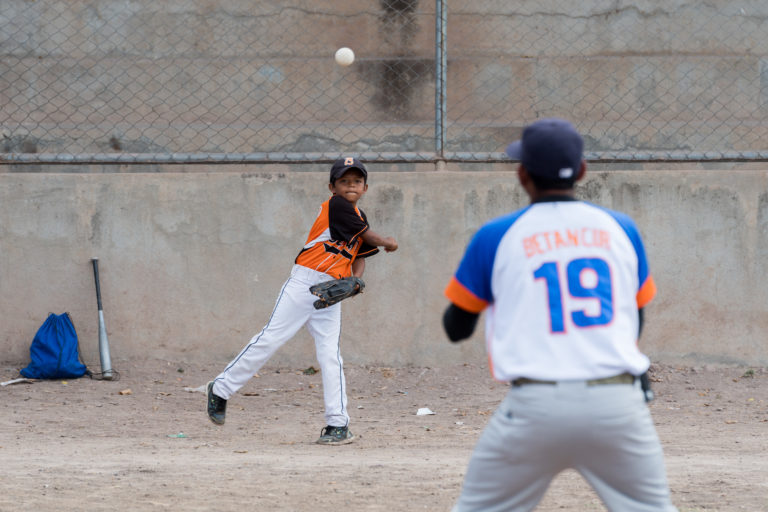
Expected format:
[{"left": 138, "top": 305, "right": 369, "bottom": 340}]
[{"left": 483, "top": 199, "right": 654, "bottom": 382}]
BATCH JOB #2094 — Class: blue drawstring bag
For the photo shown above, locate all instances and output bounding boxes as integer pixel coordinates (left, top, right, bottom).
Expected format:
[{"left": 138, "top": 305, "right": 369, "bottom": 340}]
[{"left": 20, "top": 313, "right": 88, "bottom": 379}]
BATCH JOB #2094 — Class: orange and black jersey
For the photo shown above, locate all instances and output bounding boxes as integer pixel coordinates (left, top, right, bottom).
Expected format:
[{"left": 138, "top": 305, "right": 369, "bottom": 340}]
[{"left": 295, "top": 195, "right": 379, "bottom": 279}]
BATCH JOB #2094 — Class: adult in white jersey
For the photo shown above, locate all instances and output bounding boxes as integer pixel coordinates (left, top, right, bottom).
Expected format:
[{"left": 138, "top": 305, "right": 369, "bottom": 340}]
[{"left": 443, "top": 118, "right": 677, "bottom": 511}]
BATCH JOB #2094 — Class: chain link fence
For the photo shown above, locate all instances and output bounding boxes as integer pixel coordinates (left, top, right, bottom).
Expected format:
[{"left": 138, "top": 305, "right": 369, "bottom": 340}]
[{"left": 2, "top": 1, "right": 768, "bottom": 165}]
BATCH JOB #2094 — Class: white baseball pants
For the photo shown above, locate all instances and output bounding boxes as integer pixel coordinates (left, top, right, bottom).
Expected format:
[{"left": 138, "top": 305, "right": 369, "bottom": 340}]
[
  {"left": 212, "top": 264, "right": 349, "bottom": 427},
  {"left": 453, "top": 380, "right": 677, "bottom": 512}
]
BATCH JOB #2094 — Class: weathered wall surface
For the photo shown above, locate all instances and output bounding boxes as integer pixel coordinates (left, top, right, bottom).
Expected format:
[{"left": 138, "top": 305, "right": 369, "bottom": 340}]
[
  {"left": 1, "top": 165, "right": 767, "bottom": 369},
  {"left": 3, "top": 2, "right": 768, "bottom": 369}
]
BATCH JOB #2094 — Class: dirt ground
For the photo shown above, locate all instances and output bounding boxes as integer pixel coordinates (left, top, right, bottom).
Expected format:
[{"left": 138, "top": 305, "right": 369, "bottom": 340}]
[{"left": 1, "top": 359, "right": 766, "bottom": 512}]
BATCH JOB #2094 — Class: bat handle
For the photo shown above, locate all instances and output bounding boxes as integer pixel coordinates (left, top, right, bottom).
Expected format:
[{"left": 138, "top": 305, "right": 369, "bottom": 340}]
[{"left": 91, "top": 258, "right": 103, "bottom": 310}]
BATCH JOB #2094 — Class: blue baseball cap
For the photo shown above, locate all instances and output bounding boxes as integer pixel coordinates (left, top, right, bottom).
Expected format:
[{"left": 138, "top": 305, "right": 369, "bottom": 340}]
[
  {"left": 505, "top": 118, "right": 583, "bottom": 184},
  {"left": 330, "top": 156, "right": 368, "bottom": 183}
]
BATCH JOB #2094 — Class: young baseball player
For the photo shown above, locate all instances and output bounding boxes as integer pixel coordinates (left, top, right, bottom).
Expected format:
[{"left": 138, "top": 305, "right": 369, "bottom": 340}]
[
  {"left": 443, "top": 119, "right": 677, "bottom": 511},
  {"left": 207, "top": 157, "right": 398, "bottom": 444}
]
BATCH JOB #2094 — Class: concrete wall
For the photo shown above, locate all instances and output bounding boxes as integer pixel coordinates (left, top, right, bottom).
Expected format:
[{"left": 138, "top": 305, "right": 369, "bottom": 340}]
[
  {"left": 1, "top": 165, "right": 767, "bottom": 369},
  {"left": 4, "top": 3, "right": 767, "bottom": 369}
]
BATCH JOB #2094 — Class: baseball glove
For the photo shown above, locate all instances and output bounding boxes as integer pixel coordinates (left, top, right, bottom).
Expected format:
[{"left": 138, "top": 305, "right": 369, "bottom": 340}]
[{"left": 309, "top": 277, "right": 365, "bottom": 310}]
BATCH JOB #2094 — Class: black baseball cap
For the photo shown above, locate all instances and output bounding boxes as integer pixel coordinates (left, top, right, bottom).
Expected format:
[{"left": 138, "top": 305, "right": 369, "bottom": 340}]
[
  {"left": 330, "top": 157, "right": 368, "bottom": 184},
  {"left": 505, "top": 118, "right": 583, "bottom": 186}
]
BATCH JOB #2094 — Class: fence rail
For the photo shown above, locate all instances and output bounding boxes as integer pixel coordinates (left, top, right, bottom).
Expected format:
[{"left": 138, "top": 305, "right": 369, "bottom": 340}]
[{"left": 2, "top": 1, "right": 767, "bottom": 165}]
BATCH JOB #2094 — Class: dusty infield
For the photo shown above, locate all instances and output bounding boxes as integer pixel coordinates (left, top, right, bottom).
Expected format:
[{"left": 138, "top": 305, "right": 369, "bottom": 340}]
[{"left": 1, "top": 360, "right": 766, "bottom": 511}]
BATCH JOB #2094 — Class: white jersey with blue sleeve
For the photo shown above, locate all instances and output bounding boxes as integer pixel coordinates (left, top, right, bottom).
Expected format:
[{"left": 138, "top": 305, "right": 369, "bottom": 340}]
[{"left": 444, "top": 199, "right": 657, "bottom": 382}]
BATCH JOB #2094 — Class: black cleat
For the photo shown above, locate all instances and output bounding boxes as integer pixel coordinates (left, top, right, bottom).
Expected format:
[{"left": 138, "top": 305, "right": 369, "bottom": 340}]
[
  {"left": 206, "top": 381, "right": 227, "bottom": 425},
  {"left": 316, "top": 425, "right": 354, "bottom": 445}
]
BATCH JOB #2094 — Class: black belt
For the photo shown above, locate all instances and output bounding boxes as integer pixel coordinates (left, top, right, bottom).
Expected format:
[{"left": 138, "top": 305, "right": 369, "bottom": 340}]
[{"left": 512, "top": 372, "right": 636, "bottom": 387}]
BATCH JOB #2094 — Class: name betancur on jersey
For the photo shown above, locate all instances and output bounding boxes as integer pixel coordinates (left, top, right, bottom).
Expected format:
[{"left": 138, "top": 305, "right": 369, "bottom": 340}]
[{"left": 523, "top": 228, "right": 611, "bottom": 258}]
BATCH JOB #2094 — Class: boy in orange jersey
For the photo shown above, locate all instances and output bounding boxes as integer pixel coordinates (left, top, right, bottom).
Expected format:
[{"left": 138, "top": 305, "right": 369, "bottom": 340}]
[{"left": 207, "top": 157, "right": 397, "bottom": 444}]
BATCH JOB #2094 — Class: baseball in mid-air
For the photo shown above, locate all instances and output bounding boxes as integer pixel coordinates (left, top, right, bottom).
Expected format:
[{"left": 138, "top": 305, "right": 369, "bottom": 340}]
[{"left": 335, "top": 47, "right": 355, "bottom": 67}]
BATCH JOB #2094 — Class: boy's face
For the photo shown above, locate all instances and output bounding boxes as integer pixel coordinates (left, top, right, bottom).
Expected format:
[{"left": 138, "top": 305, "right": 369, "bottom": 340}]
[{"left": 329, "top": 168, "right": 367, "bottom": 204}]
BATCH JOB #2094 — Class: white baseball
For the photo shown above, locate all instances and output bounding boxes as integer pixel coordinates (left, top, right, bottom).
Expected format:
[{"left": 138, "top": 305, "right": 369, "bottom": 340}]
[{"left": 335, "top": 47, "right": 355, "bottom": 67}]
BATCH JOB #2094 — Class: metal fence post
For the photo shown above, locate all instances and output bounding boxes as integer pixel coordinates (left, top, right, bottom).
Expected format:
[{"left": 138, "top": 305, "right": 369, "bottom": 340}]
[{"left": 434, "top": 0, "right": 447, "bottom": 162}]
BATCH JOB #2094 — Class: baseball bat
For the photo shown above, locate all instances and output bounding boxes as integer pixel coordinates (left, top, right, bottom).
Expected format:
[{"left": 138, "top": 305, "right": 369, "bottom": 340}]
[{"left": 91, "top": 258, "right": 114, "bottom": 380}]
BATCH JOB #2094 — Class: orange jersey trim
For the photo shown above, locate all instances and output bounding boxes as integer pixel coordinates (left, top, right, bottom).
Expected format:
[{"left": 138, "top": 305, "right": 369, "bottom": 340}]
[
  {"left": 444, "top": 277, "right": 488, "bottom": 314},
  {"left": 636, "top": 275, "right": 657, "bottom": 308}
]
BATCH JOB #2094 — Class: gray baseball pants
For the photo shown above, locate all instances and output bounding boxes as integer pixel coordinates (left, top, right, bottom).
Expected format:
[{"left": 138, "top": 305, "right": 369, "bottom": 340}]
[{"left": 453, "top": 379, "right": 677, "bottom": 511}]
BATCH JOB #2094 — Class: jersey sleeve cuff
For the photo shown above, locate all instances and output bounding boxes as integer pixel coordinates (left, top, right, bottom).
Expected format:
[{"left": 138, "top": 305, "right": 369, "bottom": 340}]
[
  {"left": 444, "top": 277, "right": 488, "bottom": 314},
  {"left": 356, "top": 247, "right": 380, "bottom": 258},
  {"left": 636, "top": 275, "right": 657, "bottom": 308}
]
